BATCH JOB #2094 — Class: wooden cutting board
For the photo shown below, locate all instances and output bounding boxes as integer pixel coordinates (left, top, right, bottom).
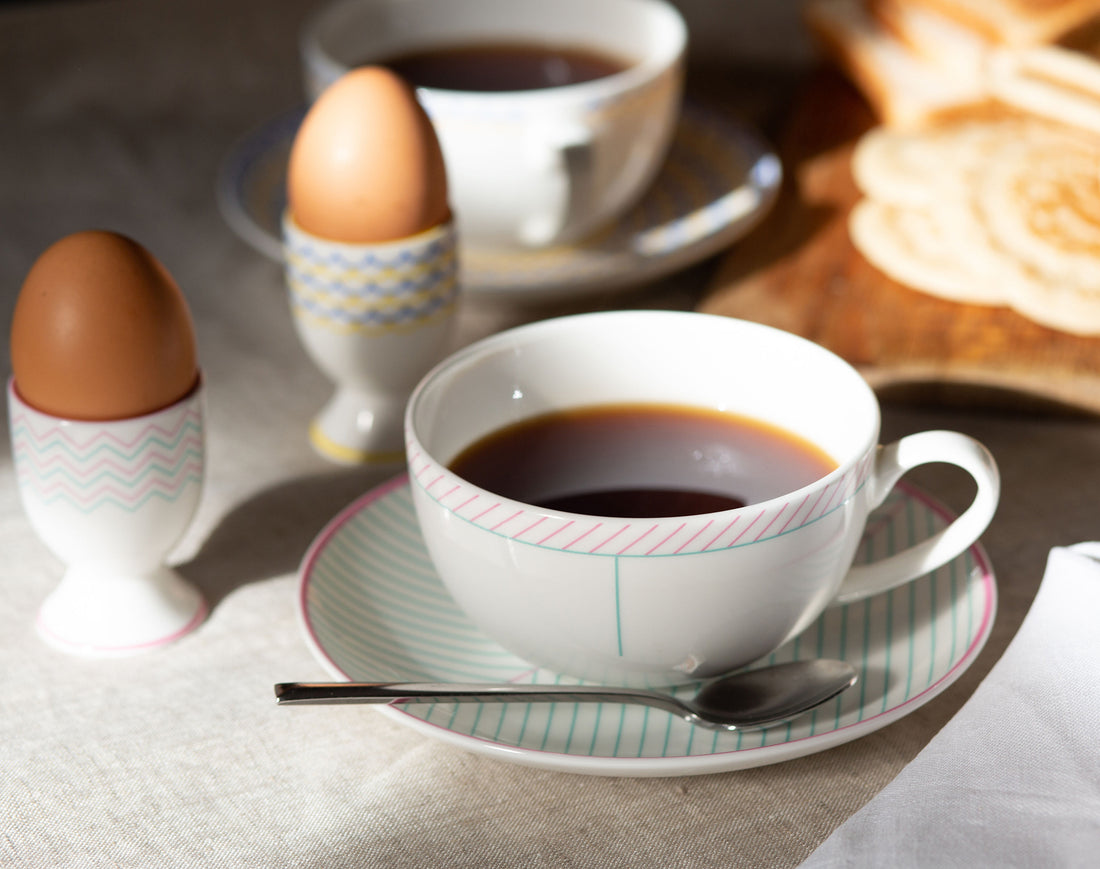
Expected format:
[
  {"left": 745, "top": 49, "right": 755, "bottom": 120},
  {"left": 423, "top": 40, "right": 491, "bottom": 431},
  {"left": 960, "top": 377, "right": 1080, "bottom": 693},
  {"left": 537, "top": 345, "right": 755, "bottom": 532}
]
[{"left": 699, "top": 69, "right": 1100, "bottom": 415}]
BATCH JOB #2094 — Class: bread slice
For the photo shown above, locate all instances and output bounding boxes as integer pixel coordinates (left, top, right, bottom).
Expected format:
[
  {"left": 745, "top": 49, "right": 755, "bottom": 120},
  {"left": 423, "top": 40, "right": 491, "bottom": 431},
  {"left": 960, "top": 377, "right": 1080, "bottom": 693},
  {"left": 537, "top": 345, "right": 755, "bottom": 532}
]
[
  {"left": 806, "top": 0, "right": 991, "bottom": 127},
  {"left": 894, "top": 0, "right": 1100, "bottom": 47},
  {"left": 868, "top": 0, "right": 992, "bottom": 77},
  {"left": 988, "top": 44, "right": 1100, "bottom": 133}
]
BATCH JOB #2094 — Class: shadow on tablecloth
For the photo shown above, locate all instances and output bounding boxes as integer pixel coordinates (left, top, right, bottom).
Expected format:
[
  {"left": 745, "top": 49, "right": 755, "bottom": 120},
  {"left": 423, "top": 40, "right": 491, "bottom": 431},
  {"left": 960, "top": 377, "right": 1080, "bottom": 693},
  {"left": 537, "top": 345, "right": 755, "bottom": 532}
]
[{"left": 178, "top": 464, "right": 397, "bottom": 609}]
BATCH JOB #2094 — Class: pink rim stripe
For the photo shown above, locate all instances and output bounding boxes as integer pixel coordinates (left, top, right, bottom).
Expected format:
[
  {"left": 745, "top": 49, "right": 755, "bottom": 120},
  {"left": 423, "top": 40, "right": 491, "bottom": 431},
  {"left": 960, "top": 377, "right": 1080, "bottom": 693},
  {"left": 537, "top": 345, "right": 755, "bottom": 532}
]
[{"left": 405, "top": 446, "right": 874, "bottom": 555}]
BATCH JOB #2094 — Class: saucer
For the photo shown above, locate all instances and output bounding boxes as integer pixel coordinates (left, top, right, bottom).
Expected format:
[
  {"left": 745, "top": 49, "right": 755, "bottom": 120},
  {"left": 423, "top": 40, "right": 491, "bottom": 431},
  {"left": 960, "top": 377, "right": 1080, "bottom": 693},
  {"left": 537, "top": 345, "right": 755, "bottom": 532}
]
[
  {"left": 296, "top": 476, "right": 997, "bottom": 777},
  {"left": 217, "top": 104, "right": 781, "bottom": 303}
]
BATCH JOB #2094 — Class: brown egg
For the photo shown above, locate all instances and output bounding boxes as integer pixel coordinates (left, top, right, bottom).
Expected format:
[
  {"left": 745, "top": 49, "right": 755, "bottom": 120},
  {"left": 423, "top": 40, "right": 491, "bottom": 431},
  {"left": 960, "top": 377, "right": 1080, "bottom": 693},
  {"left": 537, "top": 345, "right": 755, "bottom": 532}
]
[
  {"left": 287, "top": 66, "right": 450, "bottom": 243},
  {"left": 10, "top": 230, "right": 199, "bottom": 421}
]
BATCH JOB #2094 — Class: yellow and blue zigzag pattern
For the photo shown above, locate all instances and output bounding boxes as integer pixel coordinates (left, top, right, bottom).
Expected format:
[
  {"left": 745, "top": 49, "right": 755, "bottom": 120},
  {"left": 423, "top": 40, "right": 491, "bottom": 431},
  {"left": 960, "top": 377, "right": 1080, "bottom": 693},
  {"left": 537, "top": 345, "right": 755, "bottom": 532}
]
[{"left": 285, "top": 230, "right": 458, "bottom": 335}]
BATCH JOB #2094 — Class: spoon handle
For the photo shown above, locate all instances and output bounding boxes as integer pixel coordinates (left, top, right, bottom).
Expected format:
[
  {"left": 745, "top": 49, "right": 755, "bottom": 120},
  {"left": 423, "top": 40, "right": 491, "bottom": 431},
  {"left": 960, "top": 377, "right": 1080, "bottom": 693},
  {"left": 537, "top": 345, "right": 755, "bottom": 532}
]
[{"left": 275, "top": 681, "right": 685, "bottom": 715}]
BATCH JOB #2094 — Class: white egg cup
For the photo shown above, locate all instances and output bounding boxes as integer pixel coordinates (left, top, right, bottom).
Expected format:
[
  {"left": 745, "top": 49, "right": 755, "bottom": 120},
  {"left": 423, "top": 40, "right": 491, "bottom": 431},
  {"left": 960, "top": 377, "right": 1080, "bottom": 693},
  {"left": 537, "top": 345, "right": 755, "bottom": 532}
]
[
  {"left": 8, "top": 379, "right": 207, "bottom": 657},
  {"left": 282, "top": 214, "right": 459, "bottom": 464}
]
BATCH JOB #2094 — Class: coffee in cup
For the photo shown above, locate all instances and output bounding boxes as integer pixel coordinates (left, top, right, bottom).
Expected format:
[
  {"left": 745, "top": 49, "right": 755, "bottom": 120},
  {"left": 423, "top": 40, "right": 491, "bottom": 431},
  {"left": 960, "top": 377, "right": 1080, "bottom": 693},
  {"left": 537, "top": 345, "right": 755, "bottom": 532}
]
[{"left": 447, "top": 402, "right": 837, "bottom": 517}]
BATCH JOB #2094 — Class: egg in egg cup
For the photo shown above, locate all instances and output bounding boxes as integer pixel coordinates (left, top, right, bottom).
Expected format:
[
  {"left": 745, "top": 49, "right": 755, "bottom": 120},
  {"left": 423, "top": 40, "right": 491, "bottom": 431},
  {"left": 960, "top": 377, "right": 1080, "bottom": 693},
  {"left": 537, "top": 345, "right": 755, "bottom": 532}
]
[
  {"left": 8, "top": 230, "right": 207, "bottom": 656},
  {"left": 282, "top": 66, "right": 459, "bottom": 465}
]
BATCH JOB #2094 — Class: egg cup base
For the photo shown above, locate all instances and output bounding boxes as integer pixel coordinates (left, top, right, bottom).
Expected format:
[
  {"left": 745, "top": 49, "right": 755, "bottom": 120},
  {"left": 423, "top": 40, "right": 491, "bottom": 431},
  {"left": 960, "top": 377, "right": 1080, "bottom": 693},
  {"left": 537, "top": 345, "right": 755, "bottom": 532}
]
[
  {"left": 36, "top": 565, "right": 207, "bottom": 658},
  {"left": 308, "top": 388, "right": 407, "bottom": 466}
]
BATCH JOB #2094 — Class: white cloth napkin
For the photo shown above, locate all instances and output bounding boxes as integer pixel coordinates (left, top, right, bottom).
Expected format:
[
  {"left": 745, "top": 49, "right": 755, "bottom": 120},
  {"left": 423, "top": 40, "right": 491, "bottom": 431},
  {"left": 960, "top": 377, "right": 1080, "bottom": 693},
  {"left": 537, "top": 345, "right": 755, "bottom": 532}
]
[{"left": 799, "top": 544, "right": 1100, "bottom": 868}]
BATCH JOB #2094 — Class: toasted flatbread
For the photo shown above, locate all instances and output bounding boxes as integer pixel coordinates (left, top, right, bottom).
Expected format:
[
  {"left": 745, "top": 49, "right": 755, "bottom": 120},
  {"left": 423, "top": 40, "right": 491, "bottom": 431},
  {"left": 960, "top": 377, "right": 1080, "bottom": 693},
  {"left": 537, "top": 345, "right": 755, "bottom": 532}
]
[
  {"left": 850, "top": 198, "right": 1007, "bottom": 303},
  {"left": 849, "top": 117, "right": 1100, "bottom": 334},
  {"left": 978, "top": 130, "right": 1100, "bottom": 286},
  {"left": 851, "top": 118, "right": 1018, "bottom": 205}
]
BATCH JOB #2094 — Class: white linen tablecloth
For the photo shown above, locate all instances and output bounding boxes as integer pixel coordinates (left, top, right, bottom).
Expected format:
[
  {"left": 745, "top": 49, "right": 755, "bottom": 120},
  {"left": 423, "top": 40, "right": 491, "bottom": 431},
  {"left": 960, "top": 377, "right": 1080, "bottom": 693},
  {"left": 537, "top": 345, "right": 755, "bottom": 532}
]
[
  {"left": 4, "top": 0, "right": 1100, "bottom": 866},
  {"left": 800, "top": 544, "right": 1100, "bottom": 868}
]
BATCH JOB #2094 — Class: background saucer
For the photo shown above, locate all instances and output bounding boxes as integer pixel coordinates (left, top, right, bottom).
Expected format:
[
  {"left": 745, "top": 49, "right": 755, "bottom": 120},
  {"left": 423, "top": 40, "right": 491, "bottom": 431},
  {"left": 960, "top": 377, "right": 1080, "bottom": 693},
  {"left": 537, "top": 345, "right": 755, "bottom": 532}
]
[
  {"left": 217, "top": 105, "right": 781, "bottom": 303},
  {"left": 296, "top": 476, "right": 997, "bottom": 777}
]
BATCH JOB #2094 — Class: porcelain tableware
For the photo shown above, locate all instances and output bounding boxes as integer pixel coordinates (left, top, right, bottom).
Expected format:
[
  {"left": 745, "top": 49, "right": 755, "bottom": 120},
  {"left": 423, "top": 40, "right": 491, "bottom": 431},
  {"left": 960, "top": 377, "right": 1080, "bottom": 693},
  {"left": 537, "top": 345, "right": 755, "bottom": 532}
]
[
  {"left": 301, "top": 0, "right": 687, "bottom": 250},
  {"left": 8, "top": 379, "right": 207, "bottom": 655},
  {"left": 283, "top": 215, "right": 459, "bottom": 464},
  {"left": 404, "top": 310, "right": 1000, "bottom": 687},
  {"left": 297, "top": 476, "right": 997, "bottom": 775},
  {"left": 216, "top": 104, "right": 781, "bottom": 302}
]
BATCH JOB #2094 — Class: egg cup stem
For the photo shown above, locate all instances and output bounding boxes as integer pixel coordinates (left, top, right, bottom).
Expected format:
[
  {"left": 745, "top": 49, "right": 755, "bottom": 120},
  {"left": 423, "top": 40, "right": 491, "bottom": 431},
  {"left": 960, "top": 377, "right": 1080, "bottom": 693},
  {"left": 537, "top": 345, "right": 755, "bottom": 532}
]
[
  {"left": 309, "top": 387, "right": 407, "bottom": 465},
  {"left": 37, "top": 565, "right": 207, "bottom": 657}
]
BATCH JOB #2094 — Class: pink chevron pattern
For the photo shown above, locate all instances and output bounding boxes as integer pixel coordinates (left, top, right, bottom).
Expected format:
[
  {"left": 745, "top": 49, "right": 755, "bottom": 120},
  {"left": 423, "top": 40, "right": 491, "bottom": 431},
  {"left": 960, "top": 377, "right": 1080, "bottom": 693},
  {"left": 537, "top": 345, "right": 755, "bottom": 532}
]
[
  {"left": 12, "top": 401, "right": 203, "bottom": 513},
  {"left": 407, "top": 446, "right": 874, "bottom": 557}
]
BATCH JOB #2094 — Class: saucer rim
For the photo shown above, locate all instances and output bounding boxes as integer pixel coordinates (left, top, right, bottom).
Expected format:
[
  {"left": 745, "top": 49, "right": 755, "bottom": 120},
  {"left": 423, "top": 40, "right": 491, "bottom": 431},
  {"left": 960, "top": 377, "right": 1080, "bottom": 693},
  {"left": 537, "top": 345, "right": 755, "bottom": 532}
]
[
  {"left": 295, "top": 474, "right": 998, "bottom": 777},
  {"left": 216, "top": 103, "right": 782, "bottom": 303}
]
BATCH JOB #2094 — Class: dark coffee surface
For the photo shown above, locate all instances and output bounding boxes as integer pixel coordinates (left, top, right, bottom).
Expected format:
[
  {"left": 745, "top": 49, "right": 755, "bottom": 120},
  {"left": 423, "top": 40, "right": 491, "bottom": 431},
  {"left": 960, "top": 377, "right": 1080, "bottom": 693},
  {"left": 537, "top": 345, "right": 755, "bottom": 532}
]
[
  {"left": 382, "top": 41, "right": 628, "bottom": 92},
  {"left": 448, "top": 403, "right": 837, "bottom": 518},
  {"left": 539, "top": 486, "right": 744, "bottom": 518}
]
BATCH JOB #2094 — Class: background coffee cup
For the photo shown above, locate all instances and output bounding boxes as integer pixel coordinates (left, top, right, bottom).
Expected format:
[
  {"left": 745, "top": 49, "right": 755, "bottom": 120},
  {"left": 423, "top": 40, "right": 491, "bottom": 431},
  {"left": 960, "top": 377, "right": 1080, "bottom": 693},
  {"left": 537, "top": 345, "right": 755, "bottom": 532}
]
[
  {"left": 405, "top": 311, "right": 1000, "bottom": 688},
  {"left": 301, "top": 0, "right": 687, "bottom": 250}
]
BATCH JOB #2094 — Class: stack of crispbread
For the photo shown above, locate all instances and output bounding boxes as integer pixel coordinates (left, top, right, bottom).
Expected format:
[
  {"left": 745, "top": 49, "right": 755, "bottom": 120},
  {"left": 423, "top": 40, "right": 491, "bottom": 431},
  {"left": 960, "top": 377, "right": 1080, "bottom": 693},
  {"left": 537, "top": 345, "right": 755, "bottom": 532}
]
[
  {"left": 806, "top": 0, "right": 1100, "bottom": 128},
  {"left": 806, "top": 0, "right": 1100, "bottom": 335}
]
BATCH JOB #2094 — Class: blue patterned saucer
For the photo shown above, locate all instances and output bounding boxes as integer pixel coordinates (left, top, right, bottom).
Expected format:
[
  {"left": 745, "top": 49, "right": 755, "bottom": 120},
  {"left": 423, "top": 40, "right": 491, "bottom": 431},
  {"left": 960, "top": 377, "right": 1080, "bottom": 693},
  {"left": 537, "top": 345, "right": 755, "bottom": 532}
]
[{"left": 217, "top": 104, "right": 781, "bottom": 303}]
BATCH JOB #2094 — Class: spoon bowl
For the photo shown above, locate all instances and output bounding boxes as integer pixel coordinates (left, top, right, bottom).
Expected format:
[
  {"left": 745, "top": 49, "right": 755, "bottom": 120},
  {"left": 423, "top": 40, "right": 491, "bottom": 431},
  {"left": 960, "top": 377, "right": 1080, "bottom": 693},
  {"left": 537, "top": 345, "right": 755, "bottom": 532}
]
[{"left": 274, "top": 659, "right": 857, "bottom": 731}]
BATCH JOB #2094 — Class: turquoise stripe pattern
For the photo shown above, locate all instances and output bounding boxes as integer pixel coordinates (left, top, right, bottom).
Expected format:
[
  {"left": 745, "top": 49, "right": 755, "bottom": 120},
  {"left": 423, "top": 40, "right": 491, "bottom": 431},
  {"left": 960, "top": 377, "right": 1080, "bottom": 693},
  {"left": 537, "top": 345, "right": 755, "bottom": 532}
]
[
  {"left": 408, "top": 447, "right": 875, "bottom": 555},
  {"left": 12, "top": 392, "right": 203, "bottom": 514},
  {"left": 299, "top": 477, "right": 997, "bottom": 774}
]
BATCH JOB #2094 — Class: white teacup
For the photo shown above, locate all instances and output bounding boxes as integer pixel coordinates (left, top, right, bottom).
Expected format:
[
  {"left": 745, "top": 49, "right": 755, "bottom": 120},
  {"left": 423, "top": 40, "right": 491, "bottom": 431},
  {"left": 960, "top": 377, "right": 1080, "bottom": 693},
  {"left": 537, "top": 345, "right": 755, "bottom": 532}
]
[
  {"left": 301, "top": 0, "right": 687, "bottom": 250},
  {"left": 405, "top": 311, "right": 1000, "bottom": 687}
]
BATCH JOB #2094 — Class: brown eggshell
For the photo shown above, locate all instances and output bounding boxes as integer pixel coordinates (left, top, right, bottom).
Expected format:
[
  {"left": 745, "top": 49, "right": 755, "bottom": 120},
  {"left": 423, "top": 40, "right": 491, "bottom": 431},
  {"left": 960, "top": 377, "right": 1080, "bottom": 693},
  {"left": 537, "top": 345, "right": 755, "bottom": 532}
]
[
  {"left": 287, "top": 66, "right": 450, "bottom": 243},
  {"left": 10, "top": 230, "right": 199, "bottom": 421}
]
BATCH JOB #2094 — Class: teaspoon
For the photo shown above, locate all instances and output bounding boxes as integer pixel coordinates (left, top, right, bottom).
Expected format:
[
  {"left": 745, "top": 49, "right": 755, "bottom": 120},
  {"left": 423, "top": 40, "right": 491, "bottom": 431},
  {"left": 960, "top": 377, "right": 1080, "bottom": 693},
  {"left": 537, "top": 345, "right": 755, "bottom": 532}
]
[{"left": 274, "top": 659, "right": 857, "bottom": 731}]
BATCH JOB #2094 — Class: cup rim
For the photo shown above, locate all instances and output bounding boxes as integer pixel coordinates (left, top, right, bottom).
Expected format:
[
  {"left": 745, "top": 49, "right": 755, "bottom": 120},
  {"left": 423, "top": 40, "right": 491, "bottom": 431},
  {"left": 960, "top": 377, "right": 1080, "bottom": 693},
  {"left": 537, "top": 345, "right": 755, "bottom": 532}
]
[
  {"left": 405, "top": 311, "right": 880, "bottom": 539},
  {"left": 301, "top": 0, "right": 687, "bottom": 102}
]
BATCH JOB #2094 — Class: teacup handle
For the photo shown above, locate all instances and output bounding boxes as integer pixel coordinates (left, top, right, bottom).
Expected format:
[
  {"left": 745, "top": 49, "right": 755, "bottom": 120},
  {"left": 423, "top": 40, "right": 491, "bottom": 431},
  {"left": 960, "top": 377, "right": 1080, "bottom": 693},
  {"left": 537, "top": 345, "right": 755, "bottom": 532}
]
[
  {"left": 833, "top": 430, "right": 1000, "bottom": 605},
  {"left": 518, "top": 121, "right": 593, "bottom": 247}
]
